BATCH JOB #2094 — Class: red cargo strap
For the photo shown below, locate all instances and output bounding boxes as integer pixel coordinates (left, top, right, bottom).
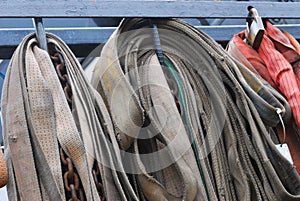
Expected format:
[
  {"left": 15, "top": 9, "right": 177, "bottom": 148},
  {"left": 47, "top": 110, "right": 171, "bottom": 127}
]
[
  {"left": 265, "top": 21, "right": 300, "bottom": 81},
  {"left": 227, "top": 20, "right": 300, "bottom": 175},
  {"left": 257, "top": 28, "right": 300, "bottom": 131},
  {"left": 229, "top": 31, "right": 278, "bottom": 89}
]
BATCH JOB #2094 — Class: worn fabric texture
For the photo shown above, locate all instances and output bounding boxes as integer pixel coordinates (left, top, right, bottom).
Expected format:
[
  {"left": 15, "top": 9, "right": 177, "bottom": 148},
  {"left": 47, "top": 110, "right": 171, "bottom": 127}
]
[
  {"left": 2, "top": 18, "right": 300, "bottom": 201},
  {"left": 1, "top": 33, "right": 138, "bottom": 201},
  {"left": 91, "top": 18, "right": 300, "bottom": 201},
  {"left": 227, "top": 20, "right": 300, "bottom": 175}
]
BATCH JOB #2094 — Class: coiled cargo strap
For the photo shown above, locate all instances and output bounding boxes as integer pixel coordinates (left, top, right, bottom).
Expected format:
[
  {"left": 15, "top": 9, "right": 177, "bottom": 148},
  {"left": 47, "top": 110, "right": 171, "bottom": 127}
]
[{"left": 92, "top": 18, "right": 300, "bottom": 201}]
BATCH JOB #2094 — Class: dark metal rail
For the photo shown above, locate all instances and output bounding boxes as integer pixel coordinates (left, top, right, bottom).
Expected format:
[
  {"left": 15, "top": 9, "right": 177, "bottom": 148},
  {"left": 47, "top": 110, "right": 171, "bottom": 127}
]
[
  {"left": 0, "top": 1, "right": 299, "bottom": 58},
  {"left": 0, "top": 24, "right": 299, "bottom": 59}
]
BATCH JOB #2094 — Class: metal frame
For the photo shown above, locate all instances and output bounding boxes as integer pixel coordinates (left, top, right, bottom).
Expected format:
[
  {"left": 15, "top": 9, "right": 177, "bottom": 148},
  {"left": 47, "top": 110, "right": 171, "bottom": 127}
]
[
  {"left": 0, "top": 24, "right": 299, "bottom": 59},
  {"left": 0, "top": 0, "right": 299, "bottom": 146},
  {"left": 0, "top": 1, "right": 299, "bottom": 58},
  {"left": 0, "top": 1, "right": 299, "bottom": 18}
]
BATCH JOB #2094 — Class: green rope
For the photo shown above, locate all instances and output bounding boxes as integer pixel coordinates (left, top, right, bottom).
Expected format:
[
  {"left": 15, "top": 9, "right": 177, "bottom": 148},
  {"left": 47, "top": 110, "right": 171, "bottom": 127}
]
[{"left": 163, "top": 59, "right": 210, "bottom": 200}]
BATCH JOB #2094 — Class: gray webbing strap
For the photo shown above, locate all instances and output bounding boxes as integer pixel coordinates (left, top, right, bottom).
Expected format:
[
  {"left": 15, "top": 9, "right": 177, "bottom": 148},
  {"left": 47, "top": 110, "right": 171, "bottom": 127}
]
[
  {"left": 2, "top": 40, "right": 43, "bottom": 200},
  {"left": 2, "top": 33, "right": 139, "bottom": 200},
  {"left": 48, "top": 35, "right": 138, "bottom": 201},
  {"left": 92, "top": 18, "right": 300, "bottom": 201},
  {"left": 3, "top": 17, "right": 300, "bottom": 201}
]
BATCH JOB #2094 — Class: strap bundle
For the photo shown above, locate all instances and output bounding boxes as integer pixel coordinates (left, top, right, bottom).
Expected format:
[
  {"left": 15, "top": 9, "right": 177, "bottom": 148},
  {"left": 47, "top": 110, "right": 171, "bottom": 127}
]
[
  {"left": 227, "top": 20, "right": 300, "bottom": 131},
  {"left": 92, "top": 18, "right": 300, "bottom": 201},
  {"left": 227, "top": 20, "right": 300, "bottom": 173},
  {"left": 2, "top": 17, "right": 300, "bottom": 201},
  {"left": 1, "top": 33, "right": 137, "bottom": 200}
]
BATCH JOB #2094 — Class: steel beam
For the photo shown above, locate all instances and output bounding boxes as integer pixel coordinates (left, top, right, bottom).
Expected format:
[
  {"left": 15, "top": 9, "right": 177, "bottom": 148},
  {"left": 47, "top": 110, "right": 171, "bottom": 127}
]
[
  {"left": 0, "top": 24, "right": 299, "bottom": 59},
  {"left": 0, "top": 1, "right": 299, "bottom": 18}
]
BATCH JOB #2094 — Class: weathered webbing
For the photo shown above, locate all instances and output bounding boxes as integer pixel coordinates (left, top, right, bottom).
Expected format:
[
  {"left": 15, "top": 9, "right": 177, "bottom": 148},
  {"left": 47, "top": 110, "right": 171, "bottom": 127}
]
[
  {"left": 47, "top": 35, "right": 139, "bottom": 200},
  {"left": 26, "top": 43, "right": 65, "bottom": 201},
  {"left": 32, "top": 40, "right": 98, "bottom": 201},
  {"left": 93, "top": 23, "right": 208, "bottom": 200},
  {"left": 91, "top": 31, "right": 144, "bottom": 151},
  {"left": 3, "top": 17, "right": 300, "bottom": 201},
  {"left": 143, "top": 55, "right": 201, "bottom": 201},
  {"left": 2, "top": 33, "right": 138, "bottom": 201},
  {"left": 92, "top": 18, "right": 300, "bottom": 201},
  {"left": 2, "top": 39, "right": 43, "bottom": 200}
]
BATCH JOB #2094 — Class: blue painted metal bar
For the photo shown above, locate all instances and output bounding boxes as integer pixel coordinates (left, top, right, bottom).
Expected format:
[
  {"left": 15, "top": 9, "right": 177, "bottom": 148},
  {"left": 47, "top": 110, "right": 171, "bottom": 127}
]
[
  {"left": 0, "top": 1, "right": 299, "bottom": 18},
  {"left": 1, "top": 24, "right": 299, "bottom": 45},
  {"left": 0, "top": 24, "right": 299, "bottom": 58}
]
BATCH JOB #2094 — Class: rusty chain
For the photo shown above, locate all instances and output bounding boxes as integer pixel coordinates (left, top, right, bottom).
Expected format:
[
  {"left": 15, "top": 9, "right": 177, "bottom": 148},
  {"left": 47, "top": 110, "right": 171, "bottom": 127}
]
[
  {"left": 92, "top": 161, "right": 106, "bottom": 201},
  {"left": 60, "top": 148, "right": 84, "bottom": 201},
  {"left": 50, "top": 49, "right": 105, "bottom": 201},
  {"left": 50, "top": 50, "right": 179, "bottom": 201}
]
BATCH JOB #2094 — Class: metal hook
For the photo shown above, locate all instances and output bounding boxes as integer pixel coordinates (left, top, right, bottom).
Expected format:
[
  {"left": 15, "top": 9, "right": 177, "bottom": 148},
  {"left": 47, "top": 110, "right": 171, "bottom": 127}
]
[
  {"left": 149, "top": 19, "right": 164, "bottom": 66},
  {"left": 32, "top": 18, "right": 48, "bottom": 52},
  {"left": 246, "top": 6, "right": 265, "bottom": 50}
]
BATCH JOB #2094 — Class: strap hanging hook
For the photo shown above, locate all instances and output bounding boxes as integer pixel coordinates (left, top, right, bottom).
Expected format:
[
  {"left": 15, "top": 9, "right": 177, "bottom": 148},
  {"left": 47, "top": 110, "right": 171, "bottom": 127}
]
[
  {"left": 32, "top": 18, "right": 48, "bottom": 52},
  {"left": 149, "top": 19, "right": 165, "bottom": 66},
  {"left": 246, "top": 6, "right": 265, "bottom": 50}
]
